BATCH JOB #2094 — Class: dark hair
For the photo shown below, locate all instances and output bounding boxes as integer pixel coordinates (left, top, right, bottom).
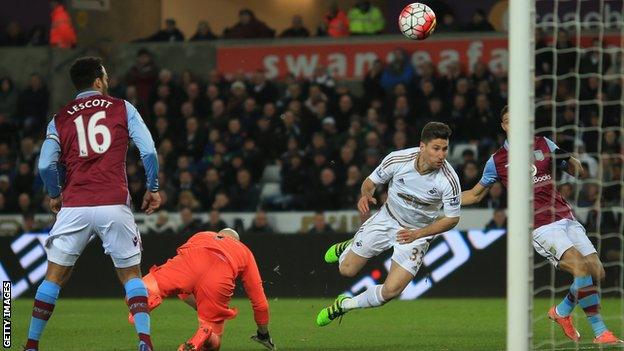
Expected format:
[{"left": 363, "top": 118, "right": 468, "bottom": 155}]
[
  {"left": 69, "top": 57, "right": 104, "bottom": 91},
  {"left": 500, "top": 105, "right": 509, "bottom": 119},
  {"left": 421, "top": 122, "right": 452, "bottom": 143}
]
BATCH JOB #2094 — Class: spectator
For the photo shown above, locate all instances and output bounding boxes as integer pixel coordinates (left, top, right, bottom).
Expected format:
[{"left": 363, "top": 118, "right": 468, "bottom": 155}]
[
  {"left": 459, "top": 160, "right": 480, "bottom": 190},
  {"left": 230, "top": 169, "right": 260, "bottom": 211},
  {"left": 17, "top": 193, "right": 33, "bottom": 214},
  {"left": 17, "top": 75, "right": 49, "bottom": 136},
  {"left": 380, "top": 49, "right": 415, "bottom": 92},
  {"left": 223, "top": 8, "right": 275, "bottom": 39},
  {"left": 145, "top": 18, "right": 185, "bottom": 42},
  {"left": 485, "top": 182, "right": 506, "bottom": 209},
  {"left": 437, "top": 13, "right": 460, "bottom": 32},
  {"left": 197, "top": 168, "right": 223, "bottom": 210},
  {"left": 26, "top": 26, "right": 47, "bottom": 46},
  {"left": 20, "top": 213, "right": 39, "bottom": 234},
  {"left": 342, "top": 165, "right": 362, "bottom": 208},
  {"left": 308, "top": 168, "right": 340, "bottom": 210},
  {"left": 49, "top": 0, "right": 77, "bottom": 48},
  {"left": 190, "top": 21, "right": 217, "bottom": 41},
  {"left": 0, "top": 175, "right": 15, "bottom": 211},
  {"left": 463, "top": 9, "right": 494, "bottom": 32},
  {"left": 212, "top": 191, "right": 232, "bottom": 212},
  {"left": 0, "top": 193, "right": 8, "bottom": 214},
  {"left": 321, "top": 3, "right": 349, "bottom": 37},
  {"left": 0, "top": 21, "right": 26, "bottom": 46},
  {"left": 14, "top": 162, "right": 34, "bottom": 195},
  {"left": 178, "top": 207, "right": 201, "bottom": 236},
  {"left": 177, "top": 190, "right": 201, "bottom": 211},
  {"left": 363, "top": 59, "right": 385, "bottom": 102},
  {"left": 145, "top": 211, "right": 176, "bottom": 235},
  {"left": 280, "top": 15, "right": 310, "bottom": 38},
  {"left": 0, "top": 77, "right": 18, "bottom": 118},
  {"left": 247, "top": 210, "right": 274, "bottom": 234},
  {"left": 201, "top": 209, "right": 228, "bottom": 232},
  {"left": 307, "top": 211, "right": 335, "bottom": 234},
  {"left": 251, "top": 70, "right": 279, "bottom": 106},
  {"left": 348, "top": 1, "right": 385, "bottom": 35},
  {"left": 485, "top": 208, "right": 507, "bottom": 230},
  {"left": 126, "top": 48, "right": 158, "bottom": 105}
]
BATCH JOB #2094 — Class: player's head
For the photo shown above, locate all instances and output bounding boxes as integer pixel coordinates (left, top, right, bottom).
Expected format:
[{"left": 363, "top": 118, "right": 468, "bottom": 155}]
[
  {"left": 218, "top": 228, "right": 240, "bottom": 241},
  {"left": 419, "top": 122, "right": 451, "bottom": 169},
  {"left": 69, "top": 56, "right": 108, "bottom": 95},
  {"left": 500, "top": 105, "right": 509, "bottom": 134}
]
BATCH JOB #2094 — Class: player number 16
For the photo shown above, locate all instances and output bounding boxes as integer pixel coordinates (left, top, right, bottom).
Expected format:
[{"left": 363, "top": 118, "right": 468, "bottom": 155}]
[{"left": 73, "top": 111, "right": 112, "bottom": 157}]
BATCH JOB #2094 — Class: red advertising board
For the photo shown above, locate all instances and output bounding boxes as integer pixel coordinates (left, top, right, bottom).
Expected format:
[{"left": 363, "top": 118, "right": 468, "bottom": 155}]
[{"left": 216, "top": 35, "right": 622, "bottom": 79}]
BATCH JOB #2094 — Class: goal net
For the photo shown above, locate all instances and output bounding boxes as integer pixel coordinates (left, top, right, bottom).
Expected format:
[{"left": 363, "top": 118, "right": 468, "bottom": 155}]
[{"left": 532, "top": 0, "right": 624, "bottom": 349}]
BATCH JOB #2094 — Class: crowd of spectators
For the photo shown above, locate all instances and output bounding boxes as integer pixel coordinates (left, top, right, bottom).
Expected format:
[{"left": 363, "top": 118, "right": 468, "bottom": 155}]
[
  {"left": 1, "top": 1, "right": 497, "bottom": 48},
  {"left": 0, "top": 0, "right": 76, "bottom": 48},
  {"left": 0, "top": 26, "right": 621, "bottom": 236}
]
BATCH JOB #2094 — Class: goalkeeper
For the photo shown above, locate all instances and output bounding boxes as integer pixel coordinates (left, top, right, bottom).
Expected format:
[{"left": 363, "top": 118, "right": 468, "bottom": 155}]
[{"left": 129, "top": 229, "right": 275, "bottom": 351}]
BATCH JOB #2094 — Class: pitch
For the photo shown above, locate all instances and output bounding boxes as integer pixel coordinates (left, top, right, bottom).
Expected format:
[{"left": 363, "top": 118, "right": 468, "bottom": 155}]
[{"left": 8, "top": 298, "right": 623, "bottom": 350}]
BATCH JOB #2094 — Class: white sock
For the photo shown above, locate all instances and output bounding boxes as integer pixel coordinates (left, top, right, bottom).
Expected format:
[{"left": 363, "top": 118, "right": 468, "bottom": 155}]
[{"left": 341, "top": 285, "right": 386, "bottom": 311}]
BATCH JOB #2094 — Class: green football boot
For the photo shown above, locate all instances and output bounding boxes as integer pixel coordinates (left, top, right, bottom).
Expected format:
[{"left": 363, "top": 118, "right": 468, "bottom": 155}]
[
  {"left": 316, "top": 294, "right": 350, "bottom": 327},
  {"left": 324, "top": 239, "right": 353, "bottom": 263}
]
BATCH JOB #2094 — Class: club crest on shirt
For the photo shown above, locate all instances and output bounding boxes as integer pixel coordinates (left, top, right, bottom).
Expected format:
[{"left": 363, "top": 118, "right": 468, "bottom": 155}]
[
  {"left": 534, "top": 150, "right": 545, "bottom": 161},
  {"left": 449, "top": 196, "right": 460, "bottom": 207}
]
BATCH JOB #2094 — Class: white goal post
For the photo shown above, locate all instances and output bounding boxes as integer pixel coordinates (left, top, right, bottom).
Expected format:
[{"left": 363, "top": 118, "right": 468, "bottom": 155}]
[{"left": 508, "top": 0, "right": 535, "bottom": 349}]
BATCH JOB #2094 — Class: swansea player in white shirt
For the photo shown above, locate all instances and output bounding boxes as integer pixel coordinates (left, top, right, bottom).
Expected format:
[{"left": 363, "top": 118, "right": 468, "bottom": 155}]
[{"left": 316, "top": 122, "right": 462, "bottom": 326}]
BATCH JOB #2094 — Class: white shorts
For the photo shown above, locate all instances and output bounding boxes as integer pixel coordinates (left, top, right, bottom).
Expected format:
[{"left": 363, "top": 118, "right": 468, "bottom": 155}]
[
  {"left": 350, "top": 204, "right": 430, "bottom": 276},
  {"left": 532, "top": 218, "right": 596, "bottom": 267},
  {"left": 45, "top": 205, "right": 142, "bottom": 268}
]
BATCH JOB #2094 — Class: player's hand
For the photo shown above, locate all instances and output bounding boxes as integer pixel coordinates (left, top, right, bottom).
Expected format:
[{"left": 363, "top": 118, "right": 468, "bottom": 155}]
[
  {"left": 49, "top": 195, "right": 62, "bottom": 214},
  {"left": 397, "top": 228, "right": 424, "bottom": 244},
  {"left": 251, "top": 330, "right": 276, "bottom": 350},
  {"left": 142, "top": 191, "right": 161, "bottom": 215},
  {"left": 357, "top": 194, "right": 377, "bottom": 214}
]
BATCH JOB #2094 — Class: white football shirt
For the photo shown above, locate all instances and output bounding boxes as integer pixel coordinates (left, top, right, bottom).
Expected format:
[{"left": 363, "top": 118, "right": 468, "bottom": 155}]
[{"left": 368, "top": 147, "right": 461, "bottom": 228}]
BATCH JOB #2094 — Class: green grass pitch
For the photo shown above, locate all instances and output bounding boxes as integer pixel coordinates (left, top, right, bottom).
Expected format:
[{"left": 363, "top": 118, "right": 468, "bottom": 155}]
[{"left": 7, "top": 298, "right": 623, "bottom": 350}]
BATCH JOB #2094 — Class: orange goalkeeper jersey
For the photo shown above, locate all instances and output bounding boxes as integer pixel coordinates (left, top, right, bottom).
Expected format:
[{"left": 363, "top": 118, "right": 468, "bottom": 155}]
[{"left": 178, "top": 231, "right": 269, "bottom": 324}]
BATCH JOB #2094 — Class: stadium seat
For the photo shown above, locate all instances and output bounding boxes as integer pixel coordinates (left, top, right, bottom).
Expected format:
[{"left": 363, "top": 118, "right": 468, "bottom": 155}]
[
  {"left": 260, "top": 182, "right": 282, "bottom": 200},
  {"left": 450, "top": 143, "right": 478, "bottom": 164},
  {"left": 261, "top": 165, "right": 281, "bottom": 183}
]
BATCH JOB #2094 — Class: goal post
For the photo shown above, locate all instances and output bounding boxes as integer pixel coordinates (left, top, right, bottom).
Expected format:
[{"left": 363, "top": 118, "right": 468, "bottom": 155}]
[{"left": 508, "top": 0, "right": 535, "bottom": 349}]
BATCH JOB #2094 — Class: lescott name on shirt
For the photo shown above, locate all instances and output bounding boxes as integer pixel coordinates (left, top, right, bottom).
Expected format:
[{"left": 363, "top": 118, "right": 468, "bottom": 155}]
[{"left": 66, "top": 98, "right": 113, "bottom": 115}]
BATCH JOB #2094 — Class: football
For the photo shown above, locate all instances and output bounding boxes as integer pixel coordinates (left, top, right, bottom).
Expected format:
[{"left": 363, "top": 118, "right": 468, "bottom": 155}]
[{"left": 398, "top": 2, "right": 437, "bottom": 40}]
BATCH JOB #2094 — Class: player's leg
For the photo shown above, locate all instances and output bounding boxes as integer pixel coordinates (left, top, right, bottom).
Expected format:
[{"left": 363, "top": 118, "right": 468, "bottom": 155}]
[
  {"left": 533, "top": 220, "right": 582, "bottom": 341},
  {"left": 336, "top": 210, "right": 390, "bottom": 277},
  {"left": 343, "top": 239, "right": 428, "bottom": 310},
  {"left": 317, "top": 208, "right": 396, "bottom": 326},
  {"left": 95, "top": 205, "right": 153, "bottom": 351},
  {"left": 26, "top": 207, "right": 92, "bottom": 351},
  {"left": 180, "top": 260, "right": 234, "bottom": 351},
  {"left": 565, "top": 220, "right": 621, "bottom": 343}
]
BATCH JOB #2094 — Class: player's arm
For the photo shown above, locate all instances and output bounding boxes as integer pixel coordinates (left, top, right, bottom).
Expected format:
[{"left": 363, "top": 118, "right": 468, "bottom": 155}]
[
  {"left": 545, "top": 137, "right": 586, "bottom": 178},
  {"left": 397, "top": 215, "right": 460, "bottom": 244},
  {"left": 357, "top": 177, "right": 378, "bottom": 214},
  {"left": 38, "top": 119, "right": 63, "bottom": 213},
  {"left": 241, "top": 252, "right": 270, "bottom": 328},
  {"left": 242, "top": 252, "right": 276, "bottom": 350},
  {"left": 555, "top": 149, "right": 587, "bottom": 179},
  {"left": 125, "top": 100, "right": 161, "bottom": 214},
  {"left": 360, "top": 151, "right": 401, "bottom": 213},
  {"left": 461, "top": 183, "right": 491, "bottom": 206},
  {"left": 461, "top": 156, "right": 498, "bottom": 206}
]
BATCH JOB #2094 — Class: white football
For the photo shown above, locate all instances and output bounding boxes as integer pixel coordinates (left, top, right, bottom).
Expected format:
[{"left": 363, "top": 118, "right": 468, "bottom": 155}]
[{"left": 398, "top": 3, "right": 437, "bottom": 40}]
